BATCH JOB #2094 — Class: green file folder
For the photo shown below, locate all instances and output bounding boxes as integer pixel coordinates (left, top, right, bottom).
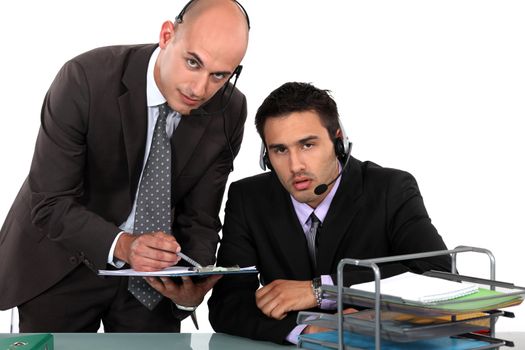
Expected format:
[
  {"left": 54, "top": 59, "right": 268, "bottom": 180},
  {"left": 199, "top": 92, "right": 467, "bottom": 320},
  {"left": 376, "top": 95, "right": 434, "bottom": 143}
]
[{"left": 0, "top": 334, "right": 53, "bottom": 350}]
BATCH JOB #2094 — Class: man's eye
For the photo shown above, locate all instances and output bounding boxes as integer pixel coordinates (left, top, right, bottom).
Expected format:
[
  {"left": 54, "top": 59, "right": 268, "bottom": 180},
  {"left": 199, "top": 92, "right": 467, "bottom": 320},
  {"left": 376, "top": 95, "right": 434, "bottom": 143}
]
[
  {"left": 187, "top": 58, "right": 199, "bottom": 68},
  {"left": 213, "top": 73, "right": 226, "bottom": 80},
  {"left": 274, "top": 147, "right": 286, "bottom": 154},
  {"left": 303, "top": 143, "right": 313, "bottom": 149}
]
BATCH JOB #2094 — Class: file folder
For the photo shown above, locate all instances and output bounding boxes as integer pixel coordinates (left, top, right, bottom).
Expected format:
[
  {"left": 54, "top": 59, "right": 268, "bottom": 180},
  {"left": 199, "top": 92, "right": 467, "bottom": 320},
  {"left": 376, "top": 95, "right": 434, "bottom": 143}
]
[{"left": 0, "top": 334, "right": 53, "bottom": 350}]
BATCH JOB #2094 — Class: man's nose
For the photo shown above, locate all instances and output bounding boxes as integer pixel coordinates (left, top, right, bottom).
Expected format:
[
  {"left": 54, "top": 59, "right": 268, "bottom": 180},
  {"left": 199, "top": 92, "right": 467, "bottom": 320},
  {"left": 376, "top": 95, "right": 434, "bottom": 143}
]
[
  {"left": 289, "top": 150, "right": 305, "bottom": 174},
  {"left": 190, "top": 73, "right": 208, "bottom": 99}
]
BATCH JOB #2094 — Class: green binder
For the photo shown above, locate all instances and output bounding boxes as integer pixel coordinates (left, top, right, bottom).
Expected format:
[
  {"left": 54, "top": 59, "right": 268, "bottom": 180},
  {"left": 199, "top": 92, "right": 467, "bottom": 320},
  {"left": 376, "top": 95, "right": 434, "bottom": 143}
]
[{"left": 0, "top": 334, "right": 53, "bottom": 350}]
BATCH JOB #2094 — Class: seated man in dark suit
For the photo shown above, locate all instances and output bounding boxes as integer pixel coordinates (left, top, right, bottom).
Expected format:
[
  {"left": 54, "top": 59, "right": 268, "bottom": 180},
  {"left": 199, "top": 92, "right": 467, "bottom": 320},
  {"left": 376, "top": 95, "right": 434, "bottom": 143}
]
[{"left": 207, "top": 82, "right": 452, "bottom": 344}]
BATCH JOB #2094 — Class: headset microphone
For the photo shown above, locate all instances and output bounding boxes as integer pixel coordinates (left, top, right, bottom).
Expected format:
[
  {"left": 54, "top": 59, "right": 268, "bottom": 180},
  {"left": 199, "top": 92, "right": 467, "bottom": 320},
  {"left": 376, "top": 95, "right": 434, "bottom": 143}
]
[{"left": 313, "top": 142, "right": 352, "bottom": 195}]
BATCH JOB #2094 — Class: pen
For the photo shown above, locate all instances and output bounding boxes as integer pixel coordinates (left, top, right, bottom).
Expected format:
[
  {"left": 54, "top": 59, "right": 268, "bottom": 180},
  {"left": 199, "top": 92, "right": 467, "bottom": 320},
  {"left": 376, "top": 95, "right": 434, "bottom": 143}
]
[
  {"left": 177, "top": 251, "right": 202, "bottom": 268},
  {"left": 176, "top": 251, "right": 201, "bottom": 330},
  {"left": 190, "top": 311, "right": 199, "bottom": 330}
]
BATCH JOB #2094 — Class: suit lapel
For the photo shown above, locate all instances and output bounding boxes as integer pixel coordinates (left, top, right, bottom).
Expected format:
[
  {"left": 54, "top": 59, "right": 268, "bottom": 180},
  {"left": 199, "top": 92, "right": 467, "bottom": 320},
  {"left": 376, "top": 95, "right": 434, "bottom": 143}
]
[
  {"left": 171, "top": 83, "right": 235, "bottom": 181},
  {"left": 266, "top": 175, "right": 314, "bottom": 280},
  {"left": 171, "top": 108, "right": 211, "bottom": 181},
  {"left": 119, "top": 45, "right": 157, "bottom": 202},
  {"left": 317, "top": 157, "right": 364, "bottom": 274}
]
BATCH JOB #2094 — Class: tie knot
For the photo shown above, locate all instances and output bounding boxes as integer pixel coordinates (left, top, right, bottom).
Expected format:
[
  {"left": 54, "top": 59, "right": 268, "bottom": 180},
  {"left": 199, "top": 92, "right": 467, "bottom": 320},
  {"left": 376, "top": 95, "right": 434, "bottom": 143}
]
[
  {"left": 309, "top": 213, "right": 321, "bottom": 227},
  {"left": 158, "top": 103, "right": 172, "bottom": 118}
]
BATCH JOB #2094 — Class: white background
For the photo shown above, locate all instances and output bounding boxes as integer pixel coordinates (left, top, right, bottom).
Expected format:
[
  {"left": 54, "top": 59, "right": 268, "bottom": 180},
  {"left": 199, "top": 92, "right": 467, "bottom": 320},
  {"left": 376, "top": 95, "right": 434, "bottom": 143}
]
[{"left": 1, "top": 0, "right": 524, "bottom": 334}]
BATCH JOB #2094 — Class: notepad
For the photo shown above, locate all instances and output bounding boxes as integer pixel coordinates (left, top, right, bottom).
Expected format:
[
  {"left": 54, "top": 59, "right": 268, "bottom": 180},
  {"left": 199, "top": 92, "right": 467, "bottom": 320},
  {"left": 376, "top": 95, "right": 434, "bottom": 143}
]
[{"left": 351, "top": 272, "right": 478, "bottom": 304}]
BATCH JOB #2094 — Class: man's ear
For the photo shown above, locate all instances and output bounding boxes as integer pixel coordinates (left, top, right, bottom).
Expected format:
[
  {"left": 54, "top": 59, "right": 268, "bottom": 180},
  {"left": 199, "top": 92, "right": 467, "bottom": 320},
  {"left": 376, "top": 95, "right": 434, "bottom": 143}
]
[{"left": 159, "top": 21, "right": 176, "bottom": 49}]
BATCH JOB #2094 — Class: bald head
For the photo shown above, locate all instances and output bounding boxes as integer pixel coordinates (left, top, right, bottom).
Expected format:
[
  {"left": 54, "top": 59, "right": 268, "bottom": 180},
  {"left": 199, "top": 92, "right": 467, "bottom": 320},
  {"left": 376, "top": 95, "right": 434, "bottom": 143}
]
[
  {"left": 177, "top": 0, "right": 249, "bottom": 31},
  {"left": 154, "top": 0, "right": 249, "bottom": 114},
  {"left": 174, "top": 0, "right": 249, "bottom": 63},
  {"left": 176, "top": 0, "right": 249, "bottom": 46}
]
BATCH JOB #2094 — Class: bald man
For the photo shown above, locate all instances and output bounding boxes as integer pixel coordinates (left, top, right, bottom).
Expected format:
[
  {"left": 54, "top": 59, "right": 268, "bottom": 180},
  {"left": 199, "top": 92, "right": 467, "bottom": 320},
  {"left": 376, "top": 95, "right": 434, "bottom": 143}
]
[{"left": 0, "top": 0, "right": 249, "bottom": 332}]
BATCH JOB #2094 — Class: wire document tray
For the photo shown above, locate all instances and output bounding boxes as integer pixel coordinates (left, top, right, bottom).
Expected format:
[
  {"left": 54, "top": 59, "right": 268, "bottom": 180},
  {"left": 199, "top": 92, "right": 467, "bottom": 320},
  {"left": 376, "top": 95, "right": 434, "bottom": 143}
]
[
  {"left": 297, "top": 310, "right": 506, "bottom": 343},
  {"left": 298, "top": 331, "right": 510, "bottom": 350},
  {"left": 297, "top": 246, "right": 522, "bottom": 350},
  {"left": 321, "top": 282, "right": 523, "bottom": 317}
]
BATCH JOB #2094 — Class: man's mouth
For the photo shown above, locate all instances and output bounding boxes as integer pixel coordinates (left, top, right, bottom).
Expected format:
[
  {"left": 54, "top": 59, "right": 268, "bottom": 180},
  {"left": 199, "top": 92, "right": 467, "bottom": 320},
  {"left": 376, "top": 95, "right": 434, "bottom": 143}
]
[
  {"left": 292, "top": 177, "right": 312, "bottom": 191},
  {"left": 179, "top": 91, "right": 200, "bottom": 106}
]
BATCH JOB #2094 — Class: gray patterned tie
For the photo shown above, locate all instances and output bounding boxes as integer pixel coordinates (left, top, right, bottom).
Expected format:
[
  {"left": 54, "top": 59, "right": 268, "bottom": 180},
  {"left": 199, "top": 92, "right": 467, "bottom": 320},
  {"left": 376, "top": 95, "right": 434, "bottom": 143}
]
[
  {"left": 128, "top": 103, "right": 172, "bottom": 310},
  {"left": 306, "top": 213, "right": 321, "bottom": 269}
]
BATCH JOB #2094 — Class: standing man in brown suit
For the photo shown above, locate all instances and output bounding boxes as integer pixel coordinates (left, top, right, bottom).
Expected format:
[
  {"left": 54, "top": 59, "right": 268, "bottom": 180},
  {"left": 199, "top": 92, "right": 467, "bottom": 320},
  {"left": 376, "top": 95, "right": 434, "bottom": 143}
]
[{"left": 0, "top": 0, "right": 249, "bottom": 332}]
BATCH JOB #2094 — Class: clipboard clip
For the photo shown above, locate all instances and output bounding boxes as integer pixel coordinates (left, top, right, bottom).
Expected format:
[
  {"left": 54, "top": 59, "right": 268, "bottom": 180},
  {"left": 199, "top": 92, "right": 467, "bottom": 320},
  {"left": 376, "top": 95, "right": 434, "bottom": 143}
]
[{"left": 190, "top": 265, "right": 241, "bottom": 273}]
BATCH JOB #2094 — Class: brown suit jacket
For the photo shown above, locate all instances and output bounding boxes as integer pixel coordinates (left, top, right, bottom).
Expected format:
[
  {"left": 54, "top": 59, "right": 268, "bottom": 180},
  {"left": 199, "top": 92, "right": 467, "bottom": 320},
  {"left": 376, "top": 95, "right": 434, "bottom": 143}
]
[{"left": 0, "top": 44, "right": 247, "bottom": 309}]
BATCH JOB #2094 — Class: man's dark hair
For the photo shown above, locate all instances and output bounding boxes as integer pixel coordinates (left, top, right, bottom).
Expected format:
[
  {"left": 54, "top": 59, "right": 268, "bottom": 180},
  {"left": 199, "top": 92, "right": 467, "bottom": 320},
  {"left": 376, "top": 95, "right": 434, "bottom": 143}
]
[{"left": 255, "top": 82, "right": 340, "bottom": 142}]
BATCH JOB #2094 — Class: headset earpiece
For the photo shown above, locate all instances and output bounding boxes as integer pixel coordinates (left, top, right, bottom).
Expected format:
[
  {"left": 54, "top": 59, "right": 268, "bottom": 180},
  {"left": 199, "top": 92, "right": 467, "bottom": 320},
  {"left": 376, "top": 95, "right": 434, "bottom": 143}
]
[
  {"left": 234, "top": 65, "right": 243, "bottom": 78},
  {"left": 259, "top": 143, "right": 273, "bottom": 171},
  {"left": 333, "top": 137, "right": 346, "bottom": 161}
]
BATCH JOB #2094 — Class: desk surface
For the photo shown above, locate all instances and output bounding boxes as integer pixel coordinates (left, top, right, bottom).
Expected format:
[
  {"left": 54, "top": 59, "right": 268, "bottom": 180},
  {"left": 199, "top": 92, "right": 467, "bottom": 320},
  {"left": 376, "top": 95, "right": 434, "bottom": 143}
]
[
  {"left": 0, "top": 332, "right": 523, "bottom": 349},
  {"left": 0, "top": 333, "right": 293, "bottom": 349}
]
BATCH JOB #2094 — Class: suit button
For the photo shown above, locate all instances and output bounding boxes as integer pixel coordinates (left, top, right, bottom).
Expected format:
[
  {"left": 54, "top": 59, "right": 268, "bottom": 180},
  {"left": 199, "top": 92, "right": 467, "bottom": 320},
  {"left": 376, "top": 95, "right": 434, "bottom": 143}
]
[{"left": 69, "top": 256, "right": 78, "bottom": 264}]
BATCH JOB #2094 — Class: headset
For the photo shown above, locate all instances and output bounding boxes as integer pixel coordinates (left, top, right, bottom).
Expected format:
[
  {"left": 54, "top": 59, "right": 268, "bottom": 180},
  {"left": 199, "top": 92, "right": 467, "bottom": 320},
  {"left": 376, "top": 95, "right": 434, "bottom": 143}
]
[
  {"left": 175, "top": 0, "right": 250, "bottom": 29},
  {"left": 259, "top": 117, "right": 352, "bottom": 171}
]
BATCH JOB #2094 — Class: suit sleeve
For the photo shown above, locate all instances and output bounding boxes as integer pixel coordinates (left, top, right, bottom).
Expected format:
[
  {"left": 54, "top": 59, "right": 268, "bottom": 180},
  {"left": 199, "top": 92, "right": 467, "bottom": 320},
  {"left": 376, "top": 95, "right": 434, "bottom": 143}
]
[
  {"left": 174, "top": 96, "right": 247, "bottom": 266},
  {"left": 29, "top": 60, "right": 121, "bottom": 270},
  {"left": 208, "top": 182, "right": 298, "bottom": 344},
  {"left": 386, "top": 171, "right": 452, "bottom": 273}
]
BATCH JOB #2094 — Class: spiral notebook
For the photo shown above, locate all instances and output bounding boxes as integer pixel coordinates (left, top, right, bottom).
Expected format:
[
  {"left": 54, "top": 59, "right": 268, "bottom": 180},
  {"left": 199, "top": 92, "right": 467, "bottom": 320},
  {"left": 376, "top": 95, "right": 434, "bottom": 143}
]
[{"left": 352, "top": 272, "right": 478, "bottom": 304}]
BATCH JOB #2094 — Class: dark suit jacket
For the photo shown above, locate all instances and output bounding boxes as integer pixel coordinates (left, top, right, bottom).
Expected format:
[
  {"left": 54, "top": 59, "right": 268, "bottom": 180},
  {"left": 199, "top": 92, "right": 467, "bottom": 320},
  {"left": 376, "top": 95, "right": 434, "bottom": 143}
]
[
  {"left": 208, "top": 157, "right": 451, "bottom": 344},
  {"left": 0, "top": 44, "right": 247, "bottom": 309}
]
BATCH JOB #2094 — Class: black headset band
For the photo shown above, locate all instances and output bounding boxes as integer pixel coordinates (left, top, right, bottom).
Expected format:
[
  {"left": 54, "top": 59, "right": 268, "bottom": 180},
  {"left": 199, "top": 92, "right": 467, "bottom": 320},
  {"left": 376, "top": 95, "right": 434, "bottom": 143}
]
[{"left": 175, "top": 0, "right": 250, "bottom": 30}]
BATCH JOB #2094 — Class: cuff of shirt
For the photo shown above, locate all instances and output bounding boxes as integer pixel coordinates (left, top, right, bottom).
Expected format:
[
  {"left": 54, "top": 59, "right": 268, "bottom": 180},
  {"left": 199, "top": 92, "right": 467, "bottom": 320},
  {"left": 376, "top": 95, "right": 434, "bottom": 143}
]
[
  {"left": 107, "top": 231, "right": 126, "bottom": 268},
  {"left": 286, "top": 324, "right": 308, "bottom": 344},
  {"left": 320, "top": 274, "right": 336, "bottom": 310}
]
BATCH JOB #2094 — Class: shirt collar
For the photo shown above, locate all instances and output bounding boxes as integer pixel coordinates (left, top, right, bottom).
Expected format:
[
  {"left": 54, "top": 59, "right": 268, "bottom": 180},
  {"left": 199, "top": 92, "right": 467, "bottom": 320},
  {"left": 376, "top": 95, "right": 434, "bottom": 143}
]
[
  {"left": 291, "top": 162, "right": 342, "bottom": 226},
  {"left": 146, "top": 47, "right": 166, "bottom": 107}
]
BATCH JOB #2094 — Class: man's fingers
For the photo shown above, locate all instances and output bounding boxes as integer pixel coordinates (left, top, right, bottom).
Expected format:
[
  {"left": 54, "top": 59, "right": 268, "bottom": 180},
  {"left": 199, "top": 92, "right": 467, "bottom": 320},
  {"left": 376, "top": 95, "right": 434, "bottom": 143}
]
[
  {"left": 180, "top": 275, "right": 222, "bottom": 293},
  {"left": 256, "top": 286, "right": 278, "bottom": 310},
  {"left": 144, "top": 277, "right": 165, "bottom": 291},
  {"left": 138, "top": 234, "right": 180, "bottom": 254},
  {"left": 201, "top": 274, "right": 222, "bottom": 288},
  {"left": 129, "top": 234, "right": 182, "bottom": 267},
  {"left": 149, "top": 232, "right": 181, "bottom": 252},
  {"left": 343, "top": 308, "right": 358, "bottom": 315},
  {"left": 131, "top": 255, "right": 178, "bottom": 271},
  {"left": 260, "top": 299, "right": 287, "bottom": 320},
  {"left": 255, "top": 282, "right": 275, "bottom": 302}
]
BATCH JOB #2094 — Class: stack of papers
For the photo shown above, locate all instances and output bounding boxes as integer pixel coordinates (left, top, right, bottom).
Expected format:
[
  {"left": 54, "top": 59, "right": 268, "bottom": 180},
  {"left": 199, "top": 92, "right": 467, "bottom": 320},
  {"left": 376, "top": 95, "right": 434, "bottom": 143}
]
[{"left": 352, "top": 272, "right": 478, "bottom": 304}]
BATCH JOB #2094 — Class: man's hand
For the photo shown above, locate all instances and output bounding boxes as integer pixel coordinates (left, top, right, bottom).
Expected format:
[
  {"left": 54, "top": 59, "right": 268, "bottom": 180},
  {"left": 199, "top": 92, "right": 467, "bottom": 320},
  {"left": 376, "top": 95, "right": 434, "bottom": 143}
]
[
  {"left": 145, "top": 275, "right": 222, "bottom": 307},
  {"left": 302, "top": 308, "right": 358, "bottom": 335},
  {"left": 114, "top": 231, "right": 181, "bottom": 271},
  {"left": 255, "top": 279, "right": 316, "bottom": 320}
]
